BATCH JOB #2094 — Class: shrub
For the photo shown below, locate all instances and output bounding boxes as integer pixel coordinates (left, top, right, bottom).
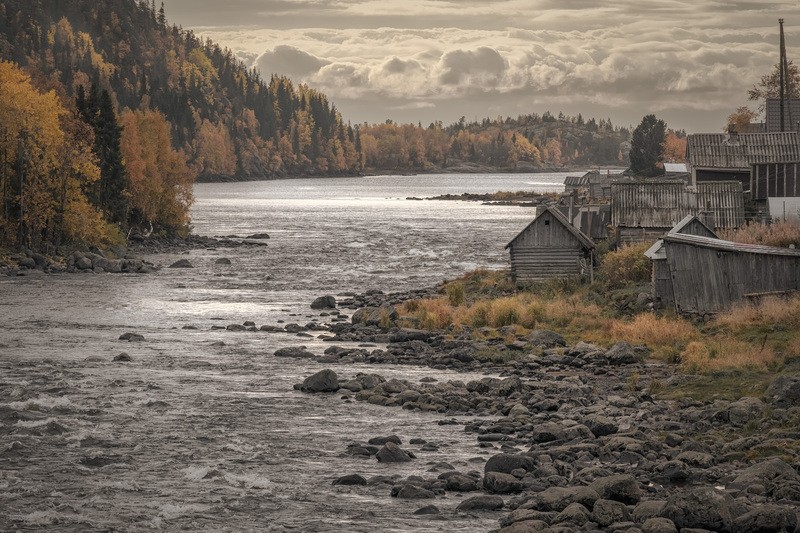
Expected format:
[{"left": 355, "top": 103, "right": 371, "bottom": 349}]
[
  {"left": 598, "top": 242, "right": 652, "bottom": 288},
  {"left": 446, "top": 281, "right": 465, "bottom": 307}
]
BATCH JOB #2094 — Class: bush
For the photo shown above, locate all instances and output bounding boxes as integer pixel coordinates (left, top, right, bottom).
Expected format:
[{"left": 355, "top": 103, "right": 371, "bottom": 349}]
[
  {"left": 446, "top": 281, "right": 465, "bottom": 307},
  {"left": 598, "top": 243, "right": 651, "bottom": 288}
]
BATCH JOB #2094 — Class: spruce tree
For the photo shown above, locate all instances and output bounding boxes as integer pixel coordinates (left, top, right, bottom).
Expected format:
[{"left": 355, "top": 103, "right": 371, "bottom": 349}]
[{"left": 95, "top": 89, "right": 128, "bottom": 226}]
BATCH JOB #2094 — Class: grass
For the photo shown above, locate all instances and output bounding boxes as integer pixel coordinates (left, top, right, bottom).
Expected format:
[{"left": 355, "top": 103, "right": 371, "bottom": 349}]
[
  {"left": 399, "top": 269, "right": 800, "bottom": 378},
  {"left": 719, "top": 219, "right": 800, "bottom": 248}
]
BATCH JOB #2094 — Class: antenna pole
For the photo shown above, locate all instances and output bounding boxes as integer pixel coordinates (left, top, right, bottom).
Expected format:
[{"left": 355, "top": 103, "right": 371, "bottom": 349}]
[{"left": 780, "top": 18, "right": 786, "bottom": 131}]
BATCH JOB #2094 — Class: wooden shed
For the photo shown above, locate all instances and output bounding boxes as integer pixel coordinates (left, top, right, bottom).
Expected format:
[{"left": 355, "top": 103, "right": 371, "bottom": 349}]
[
  {"left": 663, "top": 233, "right": 800, "bottom": 315},
  {"left": 611, "top": 180, "right": 744, "bottom": 245},
  {"left": 644, "top": 215, "right": 717, "bottom": 308},
  {"left": 505, "top": 207, "right": 595, "bottom": 283},
  {"left": 751, "top": 161, "right": 800, "bottom": 221},
  {"left": 686, "top": 131, "right": 800, "bottom": 188}
]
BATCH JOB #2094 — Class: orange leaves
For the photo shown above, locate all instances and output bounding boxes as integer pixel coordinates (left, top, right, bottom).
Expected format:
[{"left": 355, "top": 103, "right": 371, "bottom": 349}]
[{"left": 120, "top": 109, "right": 193, "bottom": 232}]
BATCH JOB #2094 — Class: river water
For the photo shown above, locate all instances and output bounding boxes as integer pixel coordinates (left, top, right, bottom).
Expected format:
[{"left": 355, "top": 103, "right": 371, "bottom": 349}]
[{"left": 0, "top": 173, "right": 567, "bottom": 532}]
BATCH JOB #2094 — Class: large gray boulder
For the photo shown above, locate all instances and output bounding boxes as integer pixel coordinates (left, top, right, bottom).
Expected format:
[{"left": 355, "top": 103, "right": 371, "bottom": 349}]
[
  {"left": 483, "top": 472, "right": 523, "bottom": 494},
  {"left": 169, "top": 259, "right": 193, "bottom": 268},
  {"left": 484, "top": 453, "right": 536, "bottom": 475},
  {"left": 732, "top": 504, "right": 798, "bottom": 533},
  {"left": 660, "top": 486, "right": 735, "bottom": 532},
  {"left": 392, "top": 484, "right": 434, "bottom": 499},
  {"left": 527, "top": 329, "right": 566, "bottom": 348},
  {"left": 300, "top": 369, "right": 339, "bottom": 393},
  {"left": 274, "top": 346, "right": 315, "bottom": 358},
  {"left": 593, "top": 498, "right": 630, "bottom": 527},
  {"left": 456, "top": 495, "right": 504, "bottom": 512},
  {"left": 763, "top": 375, "right": 800, "bottom": 407},
  {"left": 589, "top": 474, "right": 642, "bottom": 504},
  {"left": 605, "top": 341, "right": 645, "bottom": 365},
  {"left": 376, "top": 441, "right": 413, "bottom": 463},
  {"left": 352, "top": 305, "right": 398, "bottom": 327},
  {"left": 311, "top": 295, "right": 336, "bottom": 309}
]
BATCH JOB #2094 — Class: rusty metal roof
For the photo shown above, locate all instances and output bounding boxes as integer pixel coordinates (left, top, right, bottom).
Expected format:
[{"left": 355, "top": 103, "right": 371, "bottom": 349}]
[
  {"left": 664, "top": 233, "right": 800, "bottom": 257},
  {"left": 687, "top": 132, "right": 800, "bottom": 169}
]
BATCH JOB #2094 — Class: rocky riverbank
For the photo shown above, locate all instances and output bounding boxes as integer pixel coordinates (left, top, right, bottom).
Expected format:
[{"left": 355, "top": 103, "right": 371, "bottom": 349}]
[
  {"left": 0, "top": 232, "right": 271, "bottom": 276},
  {"left": 274, "top": 291, "right": 800, "bottom": 533}
]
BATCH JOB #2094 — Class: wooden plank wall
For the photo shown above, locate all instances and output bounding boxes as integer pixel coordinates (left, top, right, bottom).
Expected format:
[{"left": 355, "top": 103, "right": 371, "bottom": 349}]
[
  {"left": 511, "top": 248, "right": 584, "bottom": 281},
  {"left": 751, "top": 162, "right": 800, "bottom": 200},
  {"left": 666, "top": 242, "right": 800, "bottom": 314},
  {"left": 652, "top": 260, "right": 674, "bottom": 307}
]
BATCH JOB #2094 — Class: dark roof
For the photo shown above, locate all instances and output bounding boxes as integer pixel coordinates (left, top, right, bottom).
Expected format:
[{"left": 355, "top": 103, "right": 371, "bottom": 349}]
[
  {"left": 686, "top": 132, "right": 800, "bottom": 169},
  {"left": 670, "top": 214, "right": 717, "bottom": 238},
  {"left": 505, "top": 206, "right": 595, "bottom": 250},
  {"left": 643, "top": 215, "right": 718, "bottom": 260},
  {"left": 564, "top": 174, "right": 589, "bottom": 187},
  {"left": 664, "top": 233, "right": 800, "bottom": 257}
]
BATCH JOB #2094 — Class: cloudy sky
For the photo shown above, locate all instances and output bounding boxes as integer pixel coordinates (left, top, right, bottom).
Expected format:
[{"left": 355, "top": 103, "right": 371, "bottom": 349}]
[{"left": 161, "top": 0, "right": 800, "bottom": 132}]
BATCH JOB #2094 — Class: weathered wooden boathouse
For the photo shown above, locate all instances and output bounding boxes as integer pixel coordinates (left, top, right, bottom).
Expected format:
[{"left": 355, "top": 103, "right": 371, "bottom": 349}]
[
  {"left": 685, "top": 131, "right": 800, "bottom": 188},
  {"left": 611, "top": 180, "right": 744, "bottom": 245},
  {"left": 505, "top": 207, "right": 594, "bottom": 283},
  {"left": 751, "top": 161, "right": 800, "bottom": 221},
  {"left": 644, "top": 215, "right": 717, "bottom": 308},
  {"left": 662, "top": 233, "right": 800, "bottom": 315}
]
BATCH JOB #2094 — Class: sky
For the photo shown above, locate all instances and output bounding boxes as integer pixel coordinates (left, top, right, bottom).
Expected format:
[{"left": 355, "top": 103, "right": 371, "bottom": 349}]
[{"left": 161, "top": 0, "right": 800, "bottom": 133}]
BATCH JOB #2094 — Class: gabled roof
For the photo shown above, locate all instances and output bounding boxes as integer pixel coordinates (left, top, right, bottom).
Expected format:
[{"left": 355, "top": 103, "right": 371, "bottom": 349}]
[
  {"left": 505, "top": 206, "right": 595, "bottom": 250},
  {"left": 686, "top": 132, "right": 800, "bottom": 169},
  {"left": 664, "top": 233, "right": 800, "bottom": 257},
  {"left": 643, "top": 215, "right": 719, "bottom": 260}
]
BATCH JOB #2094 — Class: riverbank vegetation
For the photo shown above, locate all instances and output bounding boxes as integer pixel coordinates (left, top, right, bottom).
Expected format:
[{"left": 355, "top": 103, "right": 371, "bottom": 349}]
[{"left": 399, "top": 257, "right": 800, "bottom": 376}]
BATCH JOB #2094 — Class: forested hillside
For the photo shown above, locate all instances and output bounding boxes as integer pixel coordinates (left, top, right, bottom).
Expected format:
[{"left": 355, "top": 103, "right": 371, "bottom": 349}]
[
  {"left": 0, "top": 0, "right": 363, "bottom": 181},
  {"left": 359, "top": 113, "right": 636, "bottom": 171}
]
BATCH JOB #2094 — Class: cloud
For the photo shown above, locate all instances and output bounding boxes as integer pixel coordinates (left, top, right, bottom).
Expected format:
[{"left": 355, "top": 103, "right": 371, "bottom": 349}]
[
  {"left": 164, "top": 0, "right": 800, "bottom": 131},
  {"left": 436, "top": 47, "right": 508, "bottom": 86},
  {"left": 255, "top": 45, "right": 330, "bottom": 78}
]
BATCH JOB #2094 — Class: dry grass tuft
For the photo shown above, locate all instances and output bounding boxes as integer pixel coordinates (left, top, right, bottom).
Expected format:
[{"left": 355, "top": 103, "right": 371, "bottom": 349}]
[
  {"left": 680, "top": 339, "right": 779, "bottom": 373},
  {"left": 598, "top": 243, "right": 652, "bottom": 288},
  {"left": 610, "top": 313, "right": 699, "bottom": 349},
  {"left": 719, "top": 220, "right": 800, "bottom": 248}
]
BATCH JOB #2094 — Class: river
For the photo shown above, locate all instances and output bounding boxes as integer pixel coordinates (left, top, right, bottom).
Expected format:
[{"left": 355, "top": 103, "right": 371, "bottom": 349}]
[{"left": 0, "top": 173, "right": 567, "bottom": 532}]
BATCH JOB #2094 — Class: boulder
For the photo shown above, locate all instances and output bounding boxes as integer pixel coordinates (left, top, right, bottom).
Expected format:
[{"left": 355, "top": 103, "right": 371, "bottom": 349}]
[
  {"left": 763, "top": 375, "right": 800, "bottom": 407},
  {"left": 483, "top": 472, "right": 523, "bottom": 494},
  {"left": 168, "top": 259, "right": 194, "bottom": 268},
  {"left": 498, "top": 520, "right": 549, "bottom": 533},
  {"left": 527, "top": 329, "right": 566, "bottom": 348},
  {"left": 76, "top": 257, "right": 93, "bottom": 270},
  {"left": 332, "top": 474, "right": 367, "bottom": 486},
  {"left": 732, "top": 458, "right": 799, "bottom": 487},
  {"left": 553, "top": 502, "right": 592, "bottom": 526},
  {"left": 589, "top": 474, "right": 642, "bottom": 504},
  {"left": 246, "top": 233, "right": 270, "bottom": 239},
  {"left": 113, "top": 352, "right": 132, "bottom": 362},
  {"left": 641, "top": 517, "right": 678, "bottom": 533},
  {"left": 215, "top": 258, "right": 232, "bottom": 265},
  {"left": 593, "top": 498, "right": 630, "bottom": 527},
  {"left": 727, "top": 396, "right": 767, "bottom": 426},
  {"left": 413, "top": 505, "right": 440, "bottom": 515},
  {"left": 376, "top": 441, "right": 413, "bottom": 463},
  {"left": 300, "top": 369, "right": 339, "bottom": 393},
  {"left": 392, "top": 484, "right": 434, "bottom": 499},
  {"left": 605, "top": 341, "right": 644, "bottom": 365},
  {"left": 311, "top": 295, "right": 337, "bottom": 309},
  {"left": 444, "top": 474, "right": 479, "bottom": 492},
  {"left": 654, "top": 460, "right": 691, "bottom": 483},
  {"left": 456, "top": 495, "right": 504, "bottom": 512},
  {"left": 18, "top": 257, "right": 37, "bottom": 269},
  {"left": 484, "top": 453, "right": 536, "bottom": 475},
  {"left": 732, "top": 504, "right": 798, "bottom": 533},
  {"left": 526, "top": 486, "right": 600, "bottom": 512},
  {"left": 584, "top": 414, "right": 618, "bottom": 437},
  {"left": 368, "top": 435, "right": 401, "bottom": 445},
  {"left": 660, "top": 486, "right": 735, "bottom": 532},
  {"left": 119, "top": 332, "right": 145, "bottom": 341},
  {"left": 274, "top": 347, "right": 315, "bottom": 358},
  {"left": 352, "top": 306, "right": 398, "bottom": 327}
]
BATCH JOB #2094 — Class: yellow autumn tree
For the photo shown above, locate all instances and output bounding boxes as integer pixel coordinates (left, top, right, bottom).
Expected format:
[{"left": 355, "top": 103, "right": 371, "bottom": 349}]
[
  {"left": 193, "top": 119, "right": 236, "bottom": 177},
  {"left": 662, "top": 130, "right": 687, "bottom": 163},
  {"left": 0, "top": 61, "right": 114, "bottom": 248},
  {"left": 120, "top": 109, "right": 194, "bottom": 233}
]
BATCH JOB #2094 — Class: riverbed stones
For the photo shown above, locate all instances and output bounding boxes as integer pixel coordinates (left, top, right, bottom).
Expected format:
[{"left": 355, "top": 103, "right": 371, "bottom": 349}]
[
  {"left": 589, "top": 474, "right": 642, "bottom": 504},
  {"left": 527, "top": 329, "right": 566, "bottom": 348},
  {"left": 274, "top": 346, "right": 315, "bottom": 358},
  {"left": 311, "top": 295, "right": 337, "bottom": 309},
  {"left": 413, "top": 505, "right": 440, "bottom": 515},
  {"left": 376, "top": 441, "right": 414, "bottom": 463},
  {"left": 660, "top": 486, "right": 735, "bottom": 531},
  {"left": 168, "top": 259, "right": 194, "bottom": 268},
  {"left": 392, "top": 484, "right": 434, "bottom": 499},
  {"left": 119, "top": 332, "right": 145, "bottom": 341},
  {"left": 763, "top": 375, "right": 800, "bottom": 407},
  {"left": 456, "top": 495, "right": 504, "bottom": 512},
  {"left": 484, "top": 472, "right": 523, "bottom": 494},
  {"left": 300, "top": 369, "right": 339, "bottom": 393},
  {"left": 731, "top": 504, "right": 798, "bottom": 533},
  {"left": 605, "top": 341, "right": 645, "bottom": 365},
  {"left": 215, "top": 258, "right": 231, "bottom": 265},
  {"left": 332, "top": 474, "right": 367, "bottom": 486},
  {"left": 641, "top": 517, "right": 678, "bottom": 533},
  {"left": 593, "top": 498, "right": 630, "bottom": 526},
  {"left": 584, "top": 414, "right": 618, "bottom": 437},
  {"left": 368, "top": 435, "right": 401, "bottom": 445},
  {"left": 484, "top": 453, "right": 536, "bottom": 475},
  {"left": 113, "top": 352, "right": 132, "bottom": 362}
]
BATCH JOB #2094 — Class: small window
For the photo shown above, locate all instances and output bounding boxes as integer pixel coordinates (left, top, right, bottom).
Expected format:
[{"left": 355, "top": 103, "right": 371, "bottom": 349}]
[{"left": 544, "top": 220, "right": 550, "bottom": 225}]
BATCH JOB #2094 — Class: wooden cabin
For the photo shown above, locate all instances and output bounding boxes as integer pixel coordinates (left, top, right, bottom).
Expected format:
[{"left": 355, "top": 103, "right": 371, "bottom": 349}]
[
  {"left": 611, "top": 180, "right": 744, "bottom": 245},
  {"left": 751, "top": 162, "right": 800, "bottom": 221},
  {"left": 505, "top": 207, "right": 594, "bottom": 283},
  {"left": 686, "top": 131, "right": 800, "bottom": 188},
  {"left": 644, "top": 215, "right": 717, "bottom": 308},
  {"left": 663, "top": 233, "right": 800, "bottom": 315}
]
